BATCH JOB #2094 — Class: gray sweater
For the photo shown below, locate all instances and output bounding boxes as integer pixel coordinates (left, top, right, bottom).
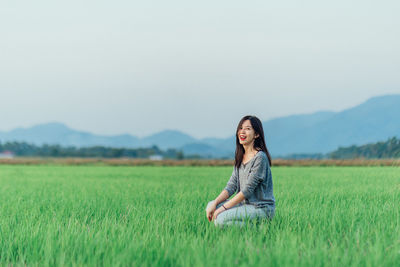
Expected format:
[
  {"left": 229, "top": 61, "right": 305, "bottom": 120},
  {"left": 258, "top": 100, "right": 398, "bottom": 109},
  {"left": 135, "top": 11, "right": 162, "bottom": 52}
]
[{"left": 224, "top": 151, "right": 275, "bottom": 209}]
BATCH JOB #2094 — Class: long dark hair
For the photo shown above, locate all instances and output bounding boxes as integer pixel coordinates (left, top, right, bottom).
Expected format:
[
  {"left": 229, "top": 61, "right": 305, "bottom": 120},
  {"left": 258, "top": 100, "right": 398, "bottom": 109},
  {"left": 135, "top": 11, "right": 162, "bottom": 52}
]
[{"left": 234, "top": 115, "right": 272, "bottom": 169}]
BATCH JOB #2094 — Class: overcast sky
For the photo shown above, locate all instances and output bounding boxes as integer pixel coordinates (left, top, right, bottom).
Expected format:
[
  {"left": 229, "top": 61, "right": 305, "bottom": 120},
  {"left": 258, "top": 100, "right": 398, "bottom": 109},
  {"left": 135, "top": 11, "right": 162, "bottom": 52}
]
[{"left": 1, "top": 0, "right": 399, "bottom": 138}]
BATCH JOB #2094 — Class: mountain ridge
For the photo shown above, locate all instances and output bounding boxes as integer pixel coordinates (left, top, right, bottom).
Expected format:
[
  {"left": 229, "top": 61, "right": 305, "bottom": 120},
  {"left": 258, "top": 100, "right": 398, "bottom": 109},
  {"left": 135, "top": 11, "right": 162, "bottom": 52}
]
[{"left": 1, "top": 94, "right": 399, "bottom": 157}]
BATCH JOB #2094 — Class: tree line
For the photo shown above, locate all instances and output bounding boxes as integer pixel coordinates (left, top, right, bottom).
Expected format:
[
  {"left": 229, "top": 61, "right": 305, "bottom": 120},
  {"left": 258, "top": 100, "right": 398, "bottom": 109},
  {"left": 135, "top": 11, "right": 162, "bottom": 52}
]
[
  {"left": 0, "top": 141, "right": 184, "bottom": 159},
  {"left": 2, "top": 137, "right": 399, "bottom": 160},
  {"left": 329, "top": 137, "right": 400, "bottom": 159}
]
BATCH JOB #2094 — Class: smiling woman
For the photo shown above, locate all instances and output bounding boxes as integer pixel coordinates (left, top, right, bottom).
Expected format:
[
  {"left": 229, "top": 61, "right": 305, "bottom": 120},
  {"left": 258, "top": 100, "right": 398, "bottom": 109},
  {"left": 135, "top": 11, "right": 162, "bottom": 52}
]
[{"left": 205, "top": 115, "right": 275, "bottom": 227}]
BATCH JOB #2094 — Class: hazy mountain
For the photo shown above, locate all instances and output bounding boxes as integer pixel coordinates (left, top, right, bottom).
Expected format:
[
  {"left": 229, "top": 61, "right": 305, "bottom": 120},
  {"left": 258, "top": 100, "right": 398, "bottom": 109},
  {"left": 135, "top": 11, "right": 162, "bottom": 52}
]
[
  {"left": 180, "top": 142, "right": 223, "bottom": 158},
  {"left": 1, "top": 95, "right": 400, "bottom": 157},
  {"left": 141, "top": 130, "right": 196, "bottom": 150},
  {"left": 200, "top": 137, "right": 235, "bottom": 156},
  {"left": 0, "top": 122, "right": 140, "bottom": 148},
  {"left": 0, "top": 124, "right": 234, "bottom": 157},
  {"left": 264, "top": 94, "right": 400, "bottom": 155},
  {"left": 200, "top": 94, "right": 400, "bottom": 157}
]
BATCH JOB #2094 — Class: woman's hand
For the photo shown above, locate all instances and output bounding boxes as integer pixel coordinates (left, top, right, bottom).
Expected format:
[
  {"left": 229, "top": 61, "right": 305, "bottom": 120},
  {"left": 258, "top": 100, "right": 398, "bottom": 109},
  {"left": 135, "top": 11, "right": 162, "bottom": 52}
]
[
  {"left": 206, "top": 202, "right": 217, "bottom": 222},
  {"left": 212, "top": 207, "right": 225, "bottom": 220}
]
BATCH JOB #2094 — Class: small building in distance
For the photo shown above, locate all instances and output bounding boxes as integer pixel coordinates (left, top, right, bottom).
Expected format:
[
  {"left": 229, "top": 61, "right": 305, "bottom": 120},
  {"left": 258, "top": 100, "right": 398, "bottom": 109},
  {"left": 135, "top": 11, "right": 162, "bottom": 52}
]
[
  {"left": 0, "top": 151, "right": 15, "bottom": 159},
  {"left": 149, "top": 154, "right": 163, "bottom": 161}
]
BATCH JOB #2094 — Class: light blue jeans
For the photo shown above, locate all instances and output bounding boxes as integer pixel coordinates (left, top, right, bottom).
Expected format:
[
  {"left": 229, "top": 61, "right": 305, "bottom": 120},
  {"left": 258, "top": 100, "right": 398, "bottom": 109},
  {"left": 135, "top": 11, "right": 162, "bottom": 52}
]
[{"left": 206, "top": 200, "right": 274, "bottom": 227}]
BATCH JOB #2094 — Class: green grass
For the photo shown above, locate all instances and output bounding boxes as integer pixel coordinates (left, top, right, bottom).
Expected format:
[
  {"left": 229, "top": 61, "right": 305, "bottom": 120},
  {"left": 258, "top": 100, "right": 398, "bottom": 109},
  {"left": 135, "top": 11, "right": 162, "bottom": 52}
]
[{"left": 0, "top": 165, "right": 399, "bottom": 266}]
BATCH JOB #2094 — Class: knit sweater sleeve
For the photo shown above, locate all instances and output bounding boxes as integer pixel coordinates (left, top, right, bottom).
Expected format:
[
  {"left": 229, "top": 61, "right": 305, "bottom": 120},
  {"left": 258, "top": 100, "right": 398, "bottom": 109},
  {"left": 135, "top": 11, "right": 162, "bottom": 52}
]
[{"left": 224, "top": 167, "right": 238, "bottom": 197}]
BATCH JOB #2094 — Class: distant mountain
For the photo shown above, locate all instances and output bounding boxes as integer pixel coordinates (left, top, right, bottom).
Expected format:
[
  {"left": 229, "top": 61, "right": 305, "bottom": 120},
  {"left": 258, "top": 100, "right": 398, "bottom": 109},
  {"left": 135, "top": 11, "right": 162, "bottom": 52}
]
[
  {"left": 141, "top": 130, "right": 196, "bottom": 150},
  {"left": 180, "top": 143, "right": 221, "bottom": 158},
  {"left": 1, "top": 94, "right": 400, "bottom": 157},
  {"left": 0, "top": 123, "right": 232, "bottom": 157},
  {"left": 262, "top": 111, "right": 336, "bottom": 155},
  {"left": 265, "top": 95, "right": 400, "bottom": 155},
  {"left": 0, "top": 122, "right": 140, "bottom": 148}
]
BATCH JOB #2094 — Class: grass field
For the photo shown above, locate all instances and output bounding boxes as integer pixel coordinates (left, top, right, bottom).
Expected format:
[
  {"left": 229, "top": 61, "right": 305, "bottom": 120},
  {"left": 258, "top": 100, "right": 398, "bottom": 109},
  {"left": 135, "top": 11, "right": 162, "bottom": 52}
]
[{"left": 0, "top": 165, "right": 399, "bottom": 266}]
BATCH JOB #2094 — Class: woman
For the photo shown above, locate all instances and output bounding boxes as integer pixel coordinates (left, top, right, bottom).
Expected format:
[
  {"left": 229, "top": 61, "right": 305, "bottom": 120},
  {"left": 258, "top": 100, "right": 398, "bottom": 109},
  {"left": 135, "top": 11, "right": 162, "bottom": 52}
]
[{"left": 206, "top": 115, "right": 275, "bottom": 227}]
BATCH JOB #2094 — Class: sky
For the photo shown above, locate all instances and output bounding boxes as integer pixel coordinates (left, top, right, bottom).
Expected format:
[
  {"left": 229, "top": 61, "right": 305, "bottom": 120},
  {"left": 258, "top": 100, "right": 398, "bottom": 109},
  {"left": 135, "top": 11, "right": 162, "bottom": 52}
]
[{"left": 1, "top": 0, "right": 399, "bottom": 139}]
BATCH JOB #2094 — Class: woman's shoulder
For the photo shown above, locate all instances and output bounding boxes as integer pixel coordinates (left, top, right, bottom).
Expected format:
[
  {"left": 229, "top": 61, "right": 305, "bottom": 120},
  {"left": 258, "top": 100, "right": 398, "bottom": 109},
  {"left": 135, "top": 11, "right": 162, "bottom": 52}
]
[
  {"left": 255, "top": 151, "right": 270, "bottom": 166},
  {"left": 255, "top": 150, "right": 267, "bottom": 160}
]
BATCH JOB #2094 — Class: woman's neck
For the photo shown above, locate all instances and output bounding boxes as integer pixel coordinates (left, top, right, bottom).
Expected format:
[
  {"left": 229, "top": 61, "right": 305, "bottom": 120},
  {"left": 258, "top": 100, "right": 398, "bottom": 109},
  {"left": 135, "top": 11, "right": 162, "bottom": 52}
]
[{"left": 243, "top": 143, "right": 256, "bottom": 155}]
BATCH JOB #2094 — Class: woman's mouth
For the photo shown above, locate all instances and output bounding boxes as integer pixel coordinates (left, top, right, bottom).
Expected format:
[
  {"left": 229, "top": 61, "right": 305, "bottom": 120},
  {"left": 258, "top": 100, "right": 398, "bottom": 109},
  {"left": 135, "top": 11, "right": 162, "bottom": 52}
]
[{"left": 239, "top": 135, "right": 246, "bottom": 141}]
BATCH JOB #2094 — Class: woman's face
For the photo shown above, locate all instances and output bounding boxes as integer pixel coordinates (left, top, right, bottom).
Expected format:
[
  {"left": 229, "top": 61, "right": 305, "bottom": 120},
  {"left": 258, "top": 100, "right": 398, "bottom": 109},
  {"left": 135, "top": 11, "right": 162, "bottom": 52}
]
[{"left": 238, "top": 120, "right": 259, "bottom": 146}]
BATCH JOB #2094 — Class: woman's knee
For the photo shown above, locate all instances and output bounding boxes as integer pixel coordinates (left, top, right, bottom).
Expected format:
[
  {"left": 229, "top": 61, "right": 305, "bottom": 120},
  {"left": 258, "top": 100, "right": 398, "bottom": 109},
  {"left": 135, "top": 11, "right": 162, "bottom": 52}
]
[
  {"left": 213, "top": 214, "right": 227, "bottom": 227},
  {"left": 214, "top": 213, "right": 244, "bottom": 227},
  {"left": 213, "top": 206, "right": 272, "bottom": 227},
  {"left": 213, "top": 209, "right": 235, "bottom": 227}
]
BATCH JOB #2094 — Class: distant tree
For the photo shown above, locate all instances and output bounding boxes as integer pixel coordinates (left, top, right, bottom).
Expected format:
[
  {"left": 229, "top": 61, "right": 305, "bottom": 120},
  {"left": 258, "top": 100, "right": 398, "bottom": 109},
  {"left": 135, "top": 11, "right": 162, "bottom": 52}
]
[
  {"left": 176, "top": 151, "right": 184, "bottom": 160},
  {"left": 0, "top": 141, "right": 187, "bottom": 159},
  {"left": 329, "top": 137, "right": 400, "bottom": 159}
]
